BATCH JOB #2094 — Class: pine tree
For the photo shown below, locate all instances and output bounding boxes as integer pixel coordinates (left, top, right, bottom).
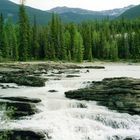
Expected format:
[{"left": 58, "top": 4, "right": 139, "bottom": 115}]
[
  {"left": 18, "top": 3, "right": 29, "bottom": 61},
  {"left": 110, "top": 40, "right": 118, "bottom": 61},
  {"left": 92, "top": 31, "right": 100, "bottom": 58},
  {"left": 0, "top": 14, "right": 4, "bottom": 58},
  {"left": 68, "top": 23, "right": 77, "bottom": 59},
  {"left": 64, "top": 30, "right": 71, "bottom": 61},
  {"left": 81, "top": 23, "right": 93, "bottom": 61},
  {"left": 49, "top": 13, "right": 65, "bottom": 60},
  {"left": 2, "top": 30, "right": 8, "bottom": 58},
  {"left": 4, "top": 18, "right": 18, "bottom": 60},
  {"left": 103, "top": 40, "right": 110, "bottom": 59},
  {"left": 73, "top": 31, "right": 84, "bottom": 62},
  {"left": 133, "top": 31, "right": 140, "bottom": 59},
  {"left": 12, "top": 29, "right": 18, "bottom": 61},
  {"left": 123, "top": 33, "right": 130, "bottom": 59},
  {"left": 32, "top": 16, "right": 39, "bottom": 59},
  {"left": 38, "top": 27, "right": 48, "bottom": 59}
]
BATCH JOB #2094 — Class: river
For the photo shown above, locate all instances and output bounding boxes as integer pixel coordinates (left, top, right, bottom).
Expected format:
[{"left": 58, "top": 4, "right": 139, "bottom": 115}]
[{"left": 0, "top": 65, "right": 140, "bottom": 140}]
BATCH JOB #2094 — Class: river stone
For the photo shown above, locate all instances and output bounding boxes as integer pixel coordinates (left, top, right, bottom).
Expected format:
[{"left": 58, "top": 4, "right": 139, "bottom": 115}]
[
  {"left": 65, "top": 77, "right": 140, "bottom": 115},
  {"left": 83, "top": 66, "right": 105, "bottom": 69},
  {"left": 124, "top": 138, "right": 132, "bottom": 140},
  {"left": 66, "top": 75, "right": 80, "bottom": 78},
  {"left": 0, "top": 130, "right": 45, "bottom": 140},
  {"left": 48, "top": 90, "right": 58, "bottom": 93},
  {"left": 0, "top": 84, "right": 18, "bottom": 89}
]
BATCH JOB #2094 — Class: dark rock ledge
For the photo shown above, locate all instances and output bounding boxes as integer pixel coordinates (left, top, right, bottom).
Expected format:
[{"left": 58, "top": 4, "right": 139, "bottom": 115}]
[
  {"left": 0, "top": 129, "right": 46, "bottom": 140},
  {"left": 0, "top": 73, "right": 46, "bottom": 87},
  {"left": 0, "top": 96, "right": 42, "bottom": 119},
  {"left": 65, "top": 77, "right": 140, "bottom": 115}
]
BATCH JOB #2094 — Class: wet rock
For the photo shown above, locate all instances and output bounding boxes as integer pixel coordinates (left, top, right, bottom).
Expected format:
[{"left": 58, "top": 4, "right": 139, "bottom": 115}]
[
  {"left": 78, "top": 103, "right": 87, "bottom": 108},
  {"left": 124, "top": 138, "right": 132, "bottom": 140},
  {"left": 0, "top": 97, "right": 41, "bottom": 118},
  {"left": 54, "top": 70, "right": 65, "bottom": 74},
  {"left": 65, "top": 77, "right": 140, "bottom": 115},
  {"left": 0, "top": 101, "right": 38, "bottom": 118},
  {"left": 0, "top": 129, "right": 45, "bottom": 140},
  {"left": 34, "top": 69, "right": 47, "bottom": 75},
  {"left": 0, "top": 84, "right": 18, "bottom": 89},
  {"left": 47, "top": 74, "right": 56, "bottom": 77},
  {"left": 0, "top": 74, "right": 46, "bottom": 87},
  {"left": 53, "top": 78, "right": 61, "bottom": 80},
  {"left": 48, "top": 90, "right": 58, "bottom": 93},
  {"left": 0, "top": 96, "right": 41, "bottom": 103},
  {"left": 53, "top": 70, "right": 80, "bottom": 75},
  {"left": 66, "top": 75, "right": 80, "bottom": 78},
  {"left": 83, "top": 66, "right": 105, "bottom": 69}
]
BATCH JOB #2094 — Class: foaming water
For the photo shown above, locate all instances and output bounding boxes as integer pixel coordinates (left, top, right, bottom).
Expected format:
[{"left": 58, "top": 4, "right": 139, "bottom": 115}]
[{"left": 0, "top": 65, "right": 140, "bottom": 140}]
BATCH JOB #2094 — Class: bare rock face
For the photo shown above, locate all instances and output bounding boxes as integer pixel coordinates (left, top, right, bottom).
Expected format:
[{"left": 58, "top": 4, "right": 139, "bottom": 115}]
[{"left": 65, "top": 77, "right": 140, "bottom": 115}]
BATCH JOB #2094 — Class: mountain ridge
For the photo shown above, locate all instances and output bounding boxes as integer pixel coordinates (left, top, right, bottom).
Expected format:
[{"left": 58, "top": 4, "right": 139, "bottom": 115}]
[
  {"left": 119, "top": 4, "right": 140, "bottom": 19},
  {"left": 48, "top": 5, "right": 135, "bottom": 17},
  {"left": 0, "top": 0, "right": 139, "bottom": 24}
]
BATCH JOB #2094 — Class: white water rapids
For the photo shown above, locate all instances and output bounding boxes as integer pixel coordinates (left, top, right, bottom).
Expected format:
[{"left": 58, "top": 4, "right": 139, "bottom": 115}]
[{"left": 0, "top": 65, "right": 140, "bottom": 140}]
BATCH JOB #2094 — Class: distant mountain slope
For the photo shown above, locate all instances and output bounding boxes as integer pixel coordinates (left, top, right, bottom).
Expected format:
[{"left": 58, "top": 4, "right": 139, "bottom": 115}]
[
  {"left": 0, "top": 0, "right": 138, "bottom": 24},
  {"left": 0, "top": 0, "right": 109, "bottom": 23},
  {"left": 49, "top": 6, "right": 101, "bottom": 15},
  {"left": 0, "top": 0, "right": 51, "bottom": 24},
  {"left": 119, "top": 5, "right": 140, "bottom": 19},
  {"left": 59, "top": 12, "right": 107, "bottom": 22},
  {"left": 48, "top": 5, "right": 134, "bottom": 17},
  {"left": 100, "top": 5, "right": 134, "bottom": 16}
]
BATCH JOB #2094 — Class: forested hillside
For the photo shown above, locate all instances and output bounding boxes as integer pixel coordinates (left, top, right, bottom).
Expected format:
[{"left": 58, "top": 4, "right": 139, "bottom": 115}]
[
  {"left": 0, "top": 0, "right": 51, "bottom": 24},
  {"left": 0, "top": 4, "right": 140, "bottom": 62},
  {"left": 120, "top": 5, "right": 140, "bottom": 19}
]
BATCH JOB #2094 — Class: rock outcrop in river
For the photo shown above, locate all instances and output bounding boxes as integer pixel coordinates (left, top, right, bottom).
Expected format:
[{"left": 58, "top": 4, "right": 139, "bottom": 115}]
[
  {"left": 0, "top": 129, "right": 46, "bottom": 140},
  {"left": 0, "top": 69, "right": 46, "bottom": 87},
  {"left": 0, "top": 96, "right": 41, "bottom": 119},
  {"left": 65, "top": 77, "right": 140, "bottom": 115}
]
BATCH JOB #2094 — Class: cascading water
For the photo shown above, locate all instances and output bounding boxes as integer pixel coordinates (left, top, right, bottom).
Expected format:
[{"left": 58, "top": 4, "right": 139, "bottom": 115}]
[{"left": 0, "top": 65, "right": 140, "bottom": 140}]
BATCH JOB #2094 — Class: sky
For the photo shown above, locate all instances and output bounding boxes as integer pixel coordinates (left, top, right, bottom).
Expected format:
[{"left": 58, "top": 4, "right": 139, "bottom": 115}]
[{"left": 10, "top": 0, "right": 140, "bottom": 11}]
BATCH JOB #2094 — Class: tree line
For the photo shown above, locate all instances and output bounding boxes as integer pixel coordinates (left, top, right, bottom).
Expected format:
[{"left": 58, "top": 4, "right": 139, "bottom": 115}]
[{"left": 0, "top": 4, "right": 140, "bottom": 62}]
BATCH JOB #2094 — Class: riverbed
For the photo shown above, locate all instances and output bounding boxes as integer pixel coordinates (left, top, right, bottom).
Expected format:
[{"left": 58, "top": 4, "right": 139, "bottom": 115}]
[{"left": 0, "top": 64, "right": 140, "bottom": 140}]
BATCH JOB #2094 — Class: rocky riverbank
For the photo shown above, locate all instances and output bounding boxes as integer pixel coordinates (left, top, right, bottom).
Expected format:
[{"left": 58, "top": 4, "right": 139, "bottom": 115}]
[
  {"left": 0, "top": 62, "right": 105, "bottom": 88},
  {"left": 65, "top": 77, "right": 140, "bottom": 115}
]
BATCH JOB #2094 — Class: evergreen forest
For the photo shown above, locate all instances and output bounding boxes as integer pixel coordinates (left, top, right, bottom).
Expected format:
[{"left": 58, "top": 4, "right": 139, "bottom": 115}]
[{"left": 0, "top": 4, "right": 140, "bottom": 62}]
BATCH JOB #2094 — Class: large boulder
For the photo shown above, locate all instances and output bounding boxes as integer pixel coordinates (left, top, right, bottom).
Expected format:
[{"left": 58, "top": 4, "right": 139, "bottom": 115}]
[{"left": 65, "top": 77, "right": 140, "bottom": 115}]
